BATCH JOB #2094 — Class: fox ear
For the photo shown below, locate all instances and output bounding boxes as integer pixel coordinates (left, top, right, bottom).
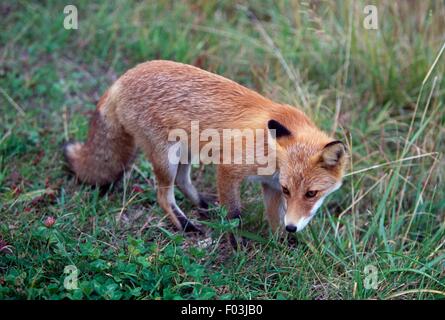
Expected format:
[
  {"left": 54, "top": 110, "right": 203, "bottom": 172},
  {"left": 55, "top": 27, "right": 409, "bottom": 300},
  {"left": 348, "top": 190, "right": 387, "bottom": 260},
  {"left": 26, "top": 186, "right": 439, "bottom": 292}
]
[
  {"left": 320, "top": 141, "right": 346, "bottom": 167},
  {"left": 268, "top": 119, "right": 291, "bottom": 139}
]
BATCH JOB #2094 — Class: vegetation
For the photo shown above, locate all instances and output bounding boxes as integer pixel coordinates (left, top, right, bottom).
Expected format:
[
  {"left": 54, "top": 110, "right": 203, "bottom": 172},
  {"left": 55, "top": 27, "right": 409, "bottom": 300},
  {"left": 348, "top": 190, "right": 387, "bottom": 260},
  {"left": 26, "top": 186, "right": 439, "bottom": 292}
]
[{"left": 0, "top": 0, "right": 444, "bottom": 299}]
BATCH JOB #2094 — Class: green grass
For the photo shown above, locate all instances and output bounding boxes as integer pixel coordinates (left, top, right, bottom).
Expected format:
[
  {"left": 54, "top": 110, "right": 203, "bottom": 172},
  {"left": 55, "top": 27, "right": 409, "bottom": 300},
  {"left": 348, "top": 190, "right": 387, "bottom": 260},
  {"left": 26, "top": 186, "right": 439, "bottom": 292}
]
[{"left": 0, "top": 0, "right": 444, "bottom": 299}]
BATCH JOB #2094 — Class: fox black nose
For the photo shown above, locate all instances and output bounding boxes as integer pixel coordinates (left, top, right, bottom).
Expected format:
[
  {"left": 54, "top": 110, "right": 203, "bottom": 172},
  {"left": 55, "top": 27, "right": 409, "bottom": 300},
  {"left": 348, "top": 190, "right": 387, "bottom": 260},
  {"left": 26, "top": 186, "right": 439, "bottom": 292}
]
[{"left": 286, "top": 225, "right": 297, "bottom": 233}]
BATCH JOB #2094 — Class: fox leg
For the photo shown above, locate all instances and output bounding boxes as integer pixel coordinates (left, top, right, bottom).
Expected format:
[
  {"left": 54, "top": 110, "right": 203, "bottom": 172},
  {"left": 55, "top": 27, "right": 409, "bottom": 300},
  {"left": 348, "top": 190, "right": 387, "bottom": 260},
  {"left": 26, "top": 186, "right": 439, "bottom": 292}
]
[
  {"left": 217, "top": 165, "right": 245, "bottom": 247},
  {"left": 217, "top": 165, "right": 242, "bottom": 220},
  {"left": 149, "top": 153, "right": 201, "bottom": 233},
  {"left": 261, "top": 183, "right": 285, "bottom": 233},
  {"left": 175, "top": 163, "right": 206, "bottom": 207},
  {"left": 155, "top": 170, "right": 202, "bottom": 233},
  {"left": 175, "top": 163, "right": 216, "bottom": 218}
]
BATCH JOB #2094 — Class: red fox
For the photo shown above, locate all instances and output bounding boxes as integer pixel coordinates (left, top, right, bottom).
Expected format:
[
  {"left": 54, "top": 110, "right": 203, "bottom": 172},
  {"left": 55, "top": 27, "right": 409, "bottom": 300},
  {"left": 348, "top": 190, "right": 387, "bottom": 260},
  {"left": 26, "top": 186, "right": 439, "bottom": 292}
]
[{"left": 64, "top": 60, "right": 347, "bottom": 235}]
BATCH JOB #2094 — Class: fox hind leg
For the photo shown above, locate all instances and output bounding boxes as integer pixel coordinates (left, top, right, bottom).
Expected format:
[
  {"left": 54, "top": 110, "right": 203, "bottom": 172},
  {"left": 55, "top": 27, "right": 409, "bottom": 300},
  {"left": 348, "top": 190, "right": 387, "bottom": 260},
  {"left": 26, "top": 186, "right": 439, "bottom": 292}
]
[
  {"left": 150, "top": 153, "right": 202, "bottom": 233},
  {"left": 175, "top": 163, "right": 216, "bottom": 218},
  {"left": 175, "top": 163, "right": 201, "bottom": 206}
]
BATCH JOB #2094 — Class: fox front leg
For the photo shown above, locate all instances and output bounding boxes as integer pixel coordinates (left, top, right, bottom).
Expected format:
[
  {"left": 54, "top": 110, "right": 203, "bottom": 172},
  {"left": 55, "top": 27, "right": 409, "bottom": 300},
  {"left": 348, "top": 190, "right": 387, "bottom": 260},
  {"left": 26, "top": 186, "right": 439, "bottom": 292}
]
[
  {"left": 261, "top": 182, "right": 285, "bottom": 235},
  {"left": 217, "top": 166, "right": 245, "bottom": 248}
]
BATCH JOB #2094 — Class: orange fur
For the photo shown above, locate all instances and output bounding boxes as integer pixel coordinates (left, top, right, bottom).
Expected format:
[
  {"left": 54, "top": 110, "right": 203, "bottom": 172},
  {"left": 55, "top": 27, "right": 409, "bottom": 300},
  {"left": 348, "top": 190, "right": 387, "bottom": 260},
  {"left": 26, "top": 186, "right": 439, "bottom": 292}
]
[{"left": 64, "top": 60, "right": 347, "bottom": 235}]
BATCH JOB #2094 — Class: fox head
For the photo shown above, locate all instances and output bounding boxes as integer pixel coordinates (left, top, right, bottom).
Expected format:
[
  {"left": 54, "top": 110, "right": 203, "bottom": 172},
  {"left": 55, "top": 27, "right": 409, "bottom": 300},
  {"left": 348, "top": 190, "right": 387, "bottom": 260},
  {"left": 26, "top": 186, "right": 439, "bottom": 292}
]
[{"left": 268, "top": 119, "right": 347, "bottom": 233}]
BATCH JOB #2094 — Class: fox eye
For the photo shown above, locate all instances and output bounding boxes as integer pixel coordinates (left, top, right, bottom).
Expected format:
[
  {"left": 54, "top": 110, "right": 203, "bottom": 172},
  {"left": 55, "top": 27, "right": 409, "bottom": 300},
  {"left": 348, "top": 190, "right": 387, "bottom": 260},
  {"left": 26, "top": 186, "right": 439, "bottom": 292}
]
[
  {"left": 282, "top": 186, "right": 290, "bottom": 196},
  {"left": 305, "top": 190, "right": 318, "bottom": 198}
]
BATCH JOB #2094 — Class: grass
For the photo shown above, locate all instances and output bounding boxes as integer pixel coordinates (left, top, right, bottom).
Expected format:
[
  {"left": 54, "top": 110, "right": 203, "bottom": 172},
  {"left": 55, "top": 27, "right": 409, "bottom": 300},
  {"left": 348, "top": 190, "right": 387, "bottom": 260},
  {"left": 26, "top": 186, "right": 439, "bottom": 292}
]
[{"left": 0, "top": 0, "right": 444, "bottom": 300}]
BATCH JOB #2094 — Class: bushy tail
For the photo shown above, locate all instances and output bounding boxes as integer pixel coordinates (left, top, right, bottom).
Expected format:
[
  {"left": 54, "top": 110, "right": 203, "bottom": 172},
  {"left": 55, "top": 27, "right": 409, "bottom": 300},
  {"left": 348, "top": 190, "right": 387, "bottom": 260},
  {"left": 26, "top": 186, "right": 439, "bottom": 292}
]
[{"left": 64, "top": 89, "right": 136, "bottom": 186}]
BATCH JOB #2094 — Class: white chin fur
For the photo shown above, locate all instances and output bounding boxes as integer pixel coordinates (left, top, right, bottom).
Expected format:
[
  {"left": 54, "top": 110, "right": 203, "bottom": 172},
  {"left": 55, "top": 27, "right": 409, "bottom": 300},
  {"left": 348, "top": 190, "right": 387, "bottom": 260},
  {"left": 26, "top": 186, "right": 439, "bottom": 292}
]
[{"left": 295, "top": 215, "right": 314, "bottom": 231}]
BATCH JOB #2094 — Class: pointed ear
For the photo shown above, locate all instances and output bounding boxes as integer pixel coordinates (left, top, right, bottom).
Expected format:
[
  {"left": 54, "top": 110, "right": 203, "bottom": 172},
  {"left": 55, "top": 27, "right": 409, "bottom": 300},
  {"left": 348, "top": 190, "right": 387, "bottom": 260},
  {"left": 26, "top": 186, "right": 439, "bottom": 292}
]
[
  {"left": 268, "top": 119, "right": 291, "bottom": 139},
  {"left": 320, "top": 141, "right": 346, "bottom": 167}
]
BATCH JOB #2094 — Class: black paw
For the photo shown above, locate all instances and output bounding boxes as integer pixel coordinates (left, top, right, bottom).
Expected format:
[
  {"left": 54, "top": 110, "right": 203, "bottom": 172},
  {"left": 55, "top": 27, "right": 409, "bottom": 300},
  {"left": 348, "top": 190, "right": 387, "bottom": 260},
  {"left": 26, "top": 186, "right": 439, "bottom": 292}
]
[
  {"left": 197, "top": 194, "right": 219, "bottom": 219},
  {"left": 199, "top": 194, "right": 218, "bottom": 207},
  {"left": 228, "top": 233, "right": 248, "bottom": 250},
  {"left": 177, "top": 215, "right": 204, "bottom": 234}
]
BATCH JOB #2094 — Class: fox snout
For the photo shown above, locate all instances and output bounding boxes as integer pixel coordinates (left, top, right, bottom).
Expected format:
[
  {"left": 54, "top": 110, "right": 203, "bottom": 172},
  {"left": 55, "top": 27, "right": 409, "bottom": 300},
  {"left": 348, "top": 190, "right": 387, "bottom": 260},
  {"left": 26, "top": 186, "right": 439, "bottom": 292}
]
[
  {"left": 283, "top": 182, "right": 343, "bottom": 233},
  {"left": 282, "top": 198, "right": 319, "bottom": 233},
  {"left": 284, "top": 213, "right": 315, "bottom": 233},
  {"left": 284, "top": 196, "right": 325, "bottom": 233}
]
